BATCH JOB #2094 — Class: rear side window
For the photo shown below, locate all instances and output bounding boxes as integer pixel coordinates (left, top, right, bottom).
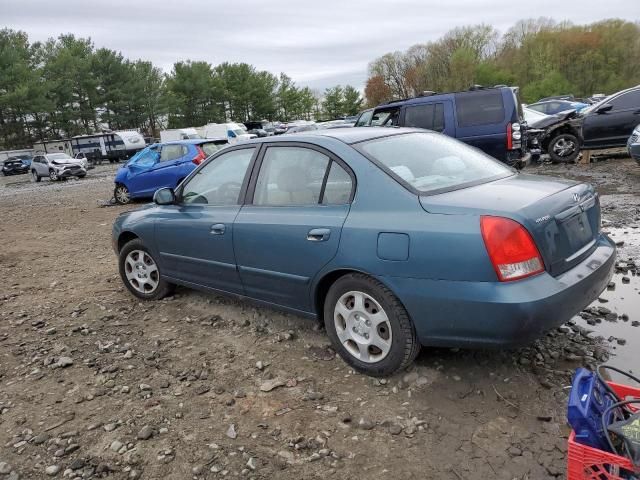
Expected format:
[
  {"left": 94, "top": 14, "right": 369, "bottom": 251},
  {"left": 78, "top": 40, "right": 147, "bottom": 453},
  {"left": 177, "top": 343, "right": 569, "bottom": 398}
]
[
  {"left": 254, "top": 147, "right": 329, "bottom": 206},
  {"left": 455, "top": 90, "right": 504, "bottom": 127},
  {"left": 404, "top": 103, "right": 445, "bottom": 132}
]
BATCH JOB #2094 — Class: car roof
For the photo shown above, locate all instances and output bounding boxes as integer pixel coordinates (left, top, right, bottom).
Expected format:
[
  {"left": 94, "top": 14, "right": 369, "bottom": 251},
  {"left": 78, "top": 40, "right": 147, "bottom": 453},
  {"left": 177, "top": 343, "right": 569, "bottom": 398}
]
[
  {"left": 162, "top": 139, "right": 226, "bottom": 146},
  {"left": 374, "top": 86, "right": 512, "bottom": 109},
  {"left": 243, "top": 127, "right": 426, "bottom": 145}
]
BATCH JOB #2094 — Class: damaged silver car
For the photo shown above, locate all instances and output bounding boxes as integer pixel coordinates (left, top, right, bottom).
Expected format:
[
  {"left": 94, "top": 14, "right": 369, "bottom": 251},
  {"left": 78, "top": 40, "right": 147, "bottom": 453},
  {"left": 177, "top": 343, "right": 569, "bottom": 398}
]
[{"left": 30, "top": 153, "right": 88, "bottom": 182}]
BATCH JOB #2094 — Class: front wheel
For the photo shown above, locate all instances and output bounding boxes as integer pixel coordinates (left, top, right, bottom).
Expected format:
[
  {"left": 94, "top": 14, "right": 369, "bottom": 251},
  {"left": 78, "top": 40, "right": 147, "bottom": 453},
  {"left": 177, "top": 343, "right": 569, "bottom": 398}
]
[
  {"left": 114, "top": 184, "right": 131, "bottom": 204},
  {"left": 31, "top": 170, "right": 41, "bottom": 182},
  {"left": 118, "top": 239, "right": 174, "bottom": 300},
  {"left": 49, "top": 169, "right": 59, "bottom": 181},
  {"left": 548, "top": 133, "right": 580, "bottom": 163},
  {"left": 324, "top": 273, "right": 420, "bottom": 377}
]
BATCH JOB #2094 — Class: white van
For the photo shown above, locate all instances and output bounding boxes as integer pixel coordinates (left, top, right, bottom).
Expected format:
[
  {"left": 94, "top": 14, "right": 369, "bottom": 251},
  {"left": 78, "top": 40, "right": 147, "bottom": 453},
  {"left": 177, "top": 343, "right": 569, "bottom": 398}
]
[
  {"left": 160, "top": 128, "right": 201, "bottom": 143},
  {"left": 198, "top": 123, "right": 255, "bottom": 144}
]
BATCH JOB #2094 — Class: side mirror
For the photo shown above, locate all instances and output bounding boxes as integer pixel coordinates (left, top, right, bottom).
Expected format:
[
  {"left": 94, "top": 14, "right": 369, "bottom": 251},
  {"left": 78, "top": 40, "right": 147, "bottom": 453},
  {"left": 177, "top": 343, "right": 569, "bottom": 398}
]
[
  {"left": 596, "top": 104, "right": 613, "bottom": 114},
  {"left": 153, "top": 187, "right": 175, "bottom": 205}
]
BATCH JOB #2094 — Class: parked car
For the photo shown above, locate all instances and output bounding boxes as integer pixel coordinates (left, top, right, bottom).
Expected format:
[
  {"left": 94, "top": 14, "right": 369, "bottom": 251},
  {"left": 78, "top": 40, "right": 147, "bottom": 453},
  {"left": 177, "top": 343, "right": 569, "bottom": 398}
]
[
  {"left": 112, "top": 128, "right": 615, "bottom": 376},
  {"left": 113, "top": 139, "right": 227, "bottom": 204},
  {"left": 527, "top": 100, "right": 589, "bottom": 115},
  {"left": 30, "top": 153, "right": 87, "bottom": 182},
  {"left": 577, "top": 85, "right": 640, "bottom": 150},
  {"left": 527, "top": 110, "right": 582, "bottom": 163},
  {"left": 628, "top": 124, "right": 640, "bottom": 164},
  {"left": 361, "top": 86, "right": 531, "bottom": 168},
  {"left": 248, "top": 128, "right": 270, "bottom": 138},
  {"left": 2, "top": 157, "right": 29, "bottom": 176}
]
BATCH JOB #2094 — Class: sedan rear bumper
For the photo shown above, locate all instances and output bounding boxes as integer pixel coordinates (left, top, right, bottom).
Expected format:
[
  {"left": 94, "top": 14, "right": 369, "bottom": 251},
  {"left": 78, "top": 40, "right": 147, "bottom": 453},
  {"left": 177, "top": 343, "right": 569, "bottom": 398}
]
[{"left": 381, "top": 234, "right": 615, "bottom": 347}]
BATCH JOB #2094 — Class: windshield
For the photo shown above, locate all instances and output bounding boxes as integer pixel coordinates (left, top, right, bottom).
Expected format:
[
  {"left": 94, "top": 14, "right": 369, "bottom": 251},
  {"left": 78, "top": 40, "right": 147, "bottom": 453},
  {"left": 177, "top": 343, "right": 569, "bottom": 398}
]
[
  {"left": 580, "top": 94, "right": 614, "bottom": 116},
  {"left": 48, "top": 153, "right": 72, "bottom": 160},
  {"left": 358, "top": 132, "right": 513, "bottom": 194}
]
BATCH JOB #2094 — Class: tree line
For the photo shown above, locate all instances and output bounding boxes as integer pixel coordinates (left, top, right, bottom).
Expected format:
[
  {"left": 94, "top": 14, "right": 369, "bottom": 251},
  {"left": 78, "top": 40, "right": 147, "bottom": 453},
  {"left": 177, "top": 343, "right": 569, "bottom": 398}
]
[
  {"left": 0, "top": 29, "right": 363, "bottom": 150},
  {"left": 365, "top": 18, "right": 640, "bottom": 106}
]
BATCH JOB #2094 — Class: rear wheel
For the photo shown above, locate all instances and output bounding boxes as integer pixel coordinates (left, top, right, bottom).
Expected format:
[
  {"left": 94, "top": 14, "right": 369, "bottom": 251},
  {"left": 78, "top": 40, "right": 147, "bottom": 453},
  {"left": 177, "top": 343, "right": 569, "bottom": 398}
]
[
  {"left": 324, "top": 273, "right": 420, "bottom": 377},
  {"left": 548, "top": 133, "right": 580, "bottom": 163},
  {"left": 31, "top": 170, "right": 41, "bottom": 182},
  {"left": 118, "top": 239, "right": 174, "bottom": 300},
  {"left": 114, "top": 184, "right": 131, "bottom": 204}
]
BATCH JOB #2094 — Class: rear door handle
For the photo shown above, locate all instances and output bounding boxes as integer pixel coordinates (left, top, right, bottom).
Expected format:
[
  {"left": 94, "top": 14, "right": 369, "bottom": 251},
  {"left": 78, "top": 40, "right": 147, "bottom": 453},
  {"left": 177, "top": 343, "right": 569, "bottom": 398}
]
[
  {"left": 307, "top": 228, "right": 331, "bottom": 242},
  {"left": 210, "top": 223, "right": 226, "bottom": 235}
]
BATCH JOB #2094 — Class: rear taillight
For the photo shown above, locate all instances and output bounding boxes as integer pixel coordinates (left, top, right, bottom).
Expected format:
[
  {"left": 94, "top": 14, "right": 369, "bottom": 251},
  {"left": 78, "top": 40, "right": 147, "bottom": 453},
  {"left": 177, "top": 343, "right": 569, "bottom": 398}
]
[
  {"left": 507, "top": 122, "right": 521, "bottom": 150},
  {"left": 480, "top": 216, "right": 544, "bottom": 282},
  {"left": 192, "top": 147, "right": 206, "bottom": 165}
]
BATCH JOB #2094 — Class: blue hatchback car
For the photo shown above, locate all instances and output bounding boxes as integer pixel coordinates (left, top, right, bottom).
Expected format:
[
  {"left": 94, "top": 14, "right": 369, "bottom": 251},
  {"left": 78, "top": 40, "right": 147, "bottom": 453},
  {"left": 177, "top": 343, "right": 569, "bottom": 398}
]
[
  {"left": 113, "top": 139, "right": 227, "bottom": 204},
  {"left": 112, "top": 128, "right": 615, "bottom": 376}
]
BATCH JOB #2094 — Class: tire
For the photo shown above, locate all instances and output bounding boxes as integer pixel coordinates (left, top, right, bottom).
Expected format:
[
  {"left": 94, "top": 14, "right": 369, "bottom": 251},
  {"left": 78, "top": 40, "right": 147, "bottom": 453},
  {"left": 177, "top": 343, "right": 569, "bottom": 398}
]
[
  {"left": 31, "top": 170, "right": 41, "bottom": 183},
  {"left": 324, "top": 273, "right": 420, "bottom": 377},
  {"left": 118, "top": 239, "right": 174, "bottom": 300},
  {"left": 548, "top": 133, "right": 580, "bottom": 163},
  {"left": 114, "top": 183, "right": 131, "bottom": 204},
  {"left": 49, "top": 169, "right": 59, "bottom": 181},
  {"left": 76, "top": 174, "right": 86, "bottom": 179}
]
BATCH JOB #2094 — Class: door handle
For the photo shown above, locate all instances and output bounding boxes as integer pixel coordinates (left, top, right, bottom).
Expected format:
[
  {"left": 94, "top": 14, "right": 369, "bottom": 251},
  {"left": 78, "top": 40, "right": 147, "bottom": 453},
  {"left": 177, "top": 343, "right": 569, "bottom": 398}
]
[
  {"left": 307, "top": 228, "right": 331, "bottom": 242},
  {"left": 210, "top": 223, "right": 226, "bottom": 235}
]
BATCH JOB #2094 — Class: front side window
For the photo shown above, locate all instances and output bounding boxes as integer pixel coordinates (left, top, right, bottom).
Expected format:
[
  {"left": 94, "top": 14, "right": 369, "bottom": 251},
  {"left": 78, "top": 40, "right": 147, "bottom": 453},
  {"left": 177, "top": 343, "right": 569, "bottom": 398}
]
[
  {"left": 371, "top": 109, "right": 400, "bottom": 127},
  {"left": 358, "top": 132, "right": 512, "bottom": 194},
  {"left": 455, "top": 90, "right": 505, "bottom": 127},
  {"left": 609, "top": 90, "right": 640, "bottom": 111},
  {"left": 253, "top": 147, "right": 329, "bottom": 206},
  {"left": 181, "top": 148, "right": 254, "bottom": 205}
]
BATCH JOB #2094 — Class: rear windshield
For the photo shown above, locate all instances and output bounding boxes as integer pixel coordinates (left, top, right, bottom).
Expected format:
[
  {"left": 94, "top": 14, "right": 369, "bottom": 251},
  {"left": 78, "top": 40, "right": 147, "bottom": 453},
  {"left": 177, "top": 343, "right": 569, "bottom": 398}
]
[
  {"left": 358, "top": 132, "right": 512, "bottom": 194},
  {"left": 455, "top": 90, "right": 505, "bottom": 127}
]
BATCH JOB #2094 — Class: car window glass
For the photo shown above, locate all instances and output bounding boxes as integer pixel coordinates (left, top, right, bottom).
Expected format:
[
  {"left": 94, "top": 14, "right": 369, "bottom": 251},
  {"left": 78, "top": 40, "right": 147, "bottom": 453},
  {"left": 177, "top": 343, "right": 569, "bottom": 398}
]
[
  {"left": 433, "top": 103, "right": 445, "bottom": 131},
  {"left": 405, "top": 104, "right": 435, "bottom": 130},
  {"left": 201, "top": 142, "right": 226, "bottom": 156},
  {"left": 160, "top": 145, "right": 185, "bottom": 162},
  {"left": 253, "top": 147, "right": 329, "bottom": 206},
  {"left": 181, "top": 148, "right": 254, "bottom": 205},
  {"left": 360, "top": 132, "right": 511, "bottom": 194},
  {"left": 355, "top": 110, "right": 373, "bottom": 127},
  {"left": 610, "top": 90, "right": 640, "bottom": 111},
  {"left": 455, "top": 90, "right": 505, "bottom": 127},
  {"left": 322, "top": 162, "right": 353, "bottom": 205}
]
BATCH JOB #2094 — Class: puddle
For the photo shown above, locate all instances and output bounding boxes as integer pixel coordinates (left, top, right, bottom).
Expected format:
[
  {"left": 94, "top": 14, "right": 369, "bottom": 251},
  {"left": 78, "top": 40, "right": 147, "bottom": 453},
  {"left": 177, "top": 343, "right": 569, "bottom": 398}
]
[{"left": 574, "top": 272, "right": 640, "bottom": 380}]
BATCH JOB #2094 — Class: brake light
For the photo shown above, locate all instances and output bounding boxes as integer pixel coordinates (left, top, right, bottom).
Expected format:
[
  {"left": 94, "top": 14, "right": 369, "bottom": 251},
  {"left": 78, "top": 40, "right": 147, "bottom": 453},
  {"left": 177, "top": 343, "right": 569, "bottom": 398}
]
[
  {"left": 192, "top": 147, "right": 206, "bottom": 165},
  {"left": 507, "top": 122, "right": 522, "bottom": 150},
  {"left": 480, "top": 216, "right": 544, "bottom": 282}
]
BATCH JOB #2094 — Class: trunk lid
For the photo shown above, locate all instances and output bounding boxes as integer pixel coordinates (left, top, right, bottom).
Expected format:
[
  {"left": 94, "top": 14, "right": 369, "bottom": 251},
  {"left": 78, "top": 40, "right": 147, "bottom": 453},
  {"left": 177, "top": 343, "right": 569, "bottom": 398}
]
[{"left": 420, "top": 174, "right": 601, "bottom": 276}]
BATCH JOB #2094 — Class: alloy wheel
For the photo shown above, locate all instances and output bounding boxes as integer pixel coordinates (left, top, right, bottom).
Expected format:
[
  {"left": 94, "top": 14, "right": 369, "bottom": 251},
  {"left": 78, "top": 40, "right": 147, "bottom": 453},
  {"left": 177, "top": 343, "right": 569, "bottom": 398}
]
[
  {"left": 333, "top": 290, "right": 392, "bottom": 363},
  {"left": 49, "top": 170, "right": 58, "bottom": 181},
  {"left": 115, "top": 185, "right": 130, "bottom": 204},
  {"left": 123, "top": 250, "right": 159, "bottom": 294},
  {"left": 553, "top": 137, "right": 576, "bottom": 157}
]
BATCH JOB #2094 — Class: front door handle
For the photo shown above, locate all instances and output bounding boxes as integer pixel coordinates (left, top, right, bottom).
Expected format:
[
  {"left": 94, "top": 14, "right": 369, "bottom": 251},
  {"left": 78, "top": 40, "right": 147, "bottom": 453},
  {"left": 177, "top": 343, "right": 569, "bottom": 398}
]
[
  {"left": 307, "top": 228, "right": 331, "bottom": 242},
  {"left": 210, "top": 223, "right": 226, "bottom": 235}
]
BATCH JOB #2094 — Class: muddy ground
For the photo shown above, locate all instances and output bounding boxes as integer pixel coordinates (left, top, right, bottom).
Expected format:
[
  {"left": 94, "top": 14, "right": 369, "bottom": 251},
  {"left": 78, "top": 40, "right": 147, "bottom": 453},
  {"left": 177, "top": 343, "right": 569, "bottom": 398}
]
[{"left": 0, "top": 155, "right": 639, "bottom": 480}]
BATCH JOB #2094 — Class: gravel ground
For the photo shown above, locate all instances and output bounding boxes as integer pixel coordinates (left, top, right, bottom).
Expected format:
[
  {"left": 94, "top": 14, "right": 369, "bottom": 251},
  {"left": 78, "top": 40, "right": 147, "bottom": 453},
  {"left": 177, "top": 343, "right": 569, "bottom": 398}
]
[{"left": 0, "top": 156, "right": 638, "bottom": 480}]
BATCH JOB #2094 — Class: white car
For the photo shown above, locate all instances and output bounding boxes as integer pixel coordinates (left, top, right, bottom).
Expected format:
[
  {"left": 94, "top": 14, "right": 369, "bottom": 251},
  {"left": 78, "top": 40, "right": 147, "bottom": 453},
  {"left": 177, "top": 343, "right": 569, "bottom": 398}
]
[{"left": 30, "top": 153, "right": 87, "bottom": 182}]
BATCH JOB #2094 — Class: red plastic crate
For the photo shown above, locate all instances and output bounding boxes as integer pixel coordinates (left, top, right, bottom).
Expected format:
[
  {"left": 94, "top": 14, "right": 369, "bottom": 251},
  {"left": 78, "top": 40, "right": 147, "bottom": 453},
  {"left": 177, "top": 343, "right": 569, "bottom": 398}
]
[{"left": 567, "top": 381, "right": 640, "bottom": 479}]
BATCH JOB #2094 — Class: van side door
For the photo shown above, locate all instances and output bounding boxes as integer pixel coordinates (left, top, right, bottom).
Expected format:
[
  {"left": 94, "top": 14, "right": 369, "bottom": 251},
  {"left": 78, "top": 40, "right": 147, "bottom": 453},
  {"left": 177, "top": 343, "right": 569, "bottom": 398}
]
[{"left": 400, "top": 101, "right": 455, "bottom": 136}]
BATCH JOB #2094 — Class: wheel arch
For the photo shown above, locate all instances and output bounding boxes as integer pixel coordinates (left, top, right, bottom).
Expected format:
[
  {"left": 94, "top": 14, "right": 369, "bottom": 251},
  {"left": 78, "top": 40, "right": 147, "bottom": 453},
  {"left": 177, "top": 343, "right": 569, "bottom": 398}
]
[
  {"left": 541, "top": 125, "right": 581, "bottom": 150},
  {"left": 313, "top": 268, "right": 401, "bottom": 324},
  {"left": 117, "top": 231, "right": 139, "bottom": 253}
]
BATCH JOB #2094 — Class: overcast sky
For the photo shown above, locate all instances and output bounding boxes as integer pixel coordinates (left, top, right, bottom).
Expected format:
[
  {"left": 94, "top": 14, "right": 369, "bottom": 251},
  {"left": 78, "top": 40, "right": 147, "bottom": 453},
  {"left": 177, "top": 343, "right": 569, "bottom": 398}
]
[{"left": 0, "top": 0, "right": 634, "bottom": 91}]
